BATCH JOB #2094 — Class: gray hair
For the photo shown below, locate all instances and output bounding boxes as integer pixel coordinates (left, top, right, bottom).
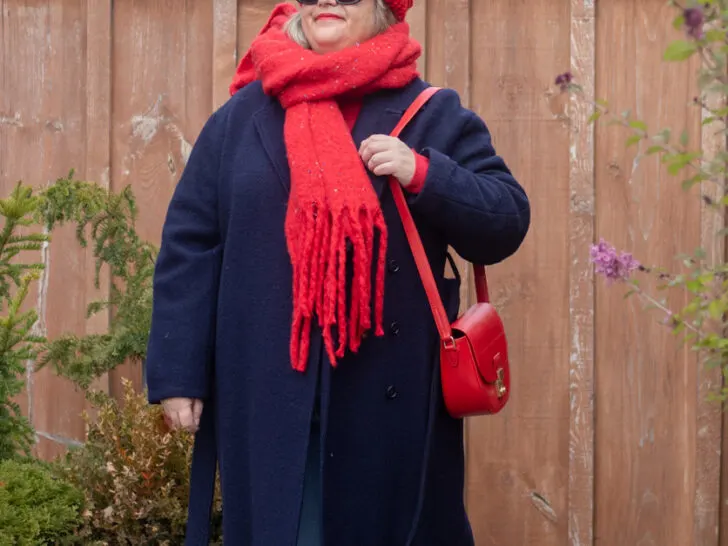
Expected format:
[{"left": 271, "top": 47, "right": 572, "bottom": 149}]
[{"left": 285, "top": 0, "right": 397, "bottom": 49}]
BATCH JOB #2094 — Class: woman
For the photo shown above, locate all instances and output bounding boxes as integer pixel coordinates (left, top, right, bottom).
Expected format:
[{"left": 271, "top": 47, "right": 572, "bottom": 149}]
[{"left": 146, "top": 1, "right": 530, "bottom": 544}]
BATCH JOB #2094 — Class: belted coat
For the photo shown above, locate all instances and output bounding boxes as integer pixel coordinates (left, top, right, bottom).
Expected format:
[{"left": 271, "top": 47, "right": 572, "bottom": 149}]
[{"left": 145, "top": 78, "right": 530, "bottom": 546}]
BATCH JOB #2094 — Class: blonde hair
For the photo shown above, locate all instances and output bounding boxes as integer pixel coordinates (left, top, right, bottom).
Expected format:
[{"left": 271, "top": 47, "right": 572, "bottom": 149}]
[{"left": 285, "top": 0, "right": 397, "bottom": 49}]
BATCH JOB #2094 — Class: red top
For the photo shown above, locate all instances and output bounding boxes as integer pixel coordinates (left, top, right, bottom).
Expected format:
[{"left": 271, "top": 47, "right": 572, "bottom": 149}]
[{"left": 340, "top": 100, "right": 429, "bottom": 193}]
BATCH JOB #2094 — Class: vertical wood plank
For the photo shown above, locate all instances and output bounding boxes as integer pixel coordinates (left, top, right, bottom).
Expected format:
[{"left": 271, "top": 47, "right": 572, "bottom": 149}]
[
  {"left": 213, "top": 0, "right": 238, "bottom": 110},
  {"left": 594, "top": 1, "right": 703, "bottom": 544},
  {"left": 425, "top": 0, "right": 472, "bottom": 329},
  {"left": 695, "top": 48, "right": 724, "bottom": 546},
  {"left": 187, "top": 0, "right": 215, "bottom": 137},
  {"left": 109, "top": 0, "right": 197, "bottom": 396},
  {"left": 237, "top": 0, "right": 279, "bottom": 57},
  {"left": 466, "top": 0, "right": 571, "bottom": 544},
  {"left": 84, "top": 0, "right": 112, "bottom": 398},
  {"left": 567, "top": 0, "right": 596, "bottom": 544},
  {"left": 407, "top": 0, "right": 427, "bottom": 77},
  {"left": 3, "top": 0, "right": 95, "bottom": 460},
  {"left": 425, "top": 0, "right": 470, "bottom": 103}
]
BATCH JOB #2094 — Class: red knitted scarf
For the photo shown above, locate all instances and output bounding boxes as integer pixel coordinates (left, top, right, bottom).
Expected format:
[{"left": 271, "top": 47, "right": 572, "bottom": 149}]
[{"left": 230, "top": 4, "right": 421, "bottom": 371}]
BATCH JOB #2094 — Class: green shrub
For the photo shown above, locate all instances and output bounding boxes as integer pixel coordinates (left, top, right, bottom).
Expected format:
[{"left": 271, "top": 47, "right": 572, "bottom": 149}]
[
  {"left": 56, "top": 380, "right": 222, "bottom": 545},
  {"left": 0, "top": 458, "right": 83, "bottom": 545},
  {"left": 0, "top": 183, "right": 49, "bottom": 460}
]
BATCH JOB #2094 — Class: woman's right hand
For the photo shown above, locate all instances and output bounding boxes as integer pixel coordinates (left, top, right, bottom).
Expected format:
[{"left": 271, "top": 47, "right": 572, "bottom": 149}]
[{"left": 162, "top": 397, "right": 203, "bottom": 433}]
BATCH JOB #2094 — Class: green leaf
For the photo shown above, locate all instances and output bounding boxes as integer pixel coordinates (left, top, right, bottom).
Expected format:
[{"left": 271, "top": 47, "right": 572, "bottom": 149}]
[
  {"left": 646, "top": 145, "right": 664, "bottom": 155},
  {"left": 626, "top": 134, "right": 642, "bottom": 147},
  {"left": 629, "top": 120, "right": 648, "bottom": 132},
  {"left": 655, "top": 128, "right": 672, "bottom": 143},
  {"left": 587, "top": 110, "right": 602, "bottom": 124},
  {"left": 664, "top": 40, "right": 698, "bottom": 61},
  {"left": 685, "top": 279, "right": 702, "bottom": 292},
  {"left": 665, "top": 151, "right": 702, "bottom": 175},
  {"left": 705, "top": 28, "right": 727, "bottom": 43},
  {"left": 680, "top": 129, "right": 689, "bottom": 147},
  {"left": 682, "top": 177, "right": 699, "bottom": 190},
  {"left": 709, "top": 300, "right": 724, "bottom": 320},
  {"left": 672, "top": 14, "right": 686, "bottom": 31}
]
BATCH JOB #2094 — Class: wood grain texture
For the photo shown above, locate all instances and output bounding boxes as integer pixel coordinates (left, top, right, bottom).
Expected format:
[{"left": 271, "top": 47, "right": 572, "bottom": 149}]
[
  {"left": 237, "top": 0, "right": 279, "bottom": 57},
  {"left": 695, "top": 47, "right": 723, "bottom": 546},
  {"left": 594, "top": 1, "right": 703, "bottom": 544},
  {"left": 425, "top": 0, "right": 472, "bottom": 324},
  {"left": 213, "top": 0, "right": 238, "bottom": 110},
  {"left": 0, "top": 0, "right": 94, "bottom": 460},
  {"left": 109, "top": 0, "right": 203, "bottom": 395},
  {"left": 466, "top": 0, "right": 571, "bottom": 544},
  {"left": 406, "top": 0, "right": 427, "bottom": 76},
  {"left": 3, "top": 2, "right": 728, "bottom": 543},
  {"left": 83, "top": 0, "right": 112, "bottom": 400},
  {"left": 187, "top": 0, "right": 215, "bottom": 136},
  {"left": 567, "top": 0, "right": 596, "bottom": 544}
]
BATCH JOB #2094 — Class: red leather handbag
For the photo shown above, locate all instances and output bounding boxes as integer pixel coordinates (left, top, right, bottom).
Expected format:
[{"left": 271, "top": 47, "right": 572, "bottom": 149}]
[{"left": 388, "top": 86, "right": 511, "bottom": 418}]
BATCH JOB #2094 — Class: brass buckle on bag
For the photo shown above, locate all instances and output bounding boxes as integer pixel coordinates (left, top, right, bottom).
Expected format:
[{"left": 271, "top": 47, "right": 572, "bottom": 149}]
[
  {"left": 443, "top": 336, "right": 456, "bottom": 350},
  {"left": 495, "top": 368, "right": 507, "bottom": 398}
]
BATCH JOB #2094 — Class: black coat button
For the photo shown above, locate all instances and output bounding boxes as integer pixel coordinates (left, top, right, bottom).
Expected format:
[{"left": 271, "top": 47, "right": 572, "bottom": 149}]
[
  {"left": 390, "top": 321, "right": 400, "bottom": 335},
  {"left": 388, "top": 259, "right": 400, "bottom": 273},
  {"left": 385, "top": 385, "right": 398, "bottom": 399}
]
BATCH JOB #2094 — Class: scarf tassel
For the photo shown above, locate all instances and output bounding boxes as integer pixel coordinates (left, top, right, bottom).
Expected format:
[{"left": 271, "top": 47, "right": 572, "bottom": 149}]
[{"left": 289, "top": 205, "right": 387, "bottom": 371}]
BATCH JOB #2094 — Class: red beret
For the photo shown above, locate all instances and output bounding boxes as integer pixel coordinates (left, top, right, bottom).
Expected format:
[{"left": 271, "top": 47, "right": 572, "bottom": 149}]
[{"left": 383, "top": 0, "right": 414, "bottom": 21}]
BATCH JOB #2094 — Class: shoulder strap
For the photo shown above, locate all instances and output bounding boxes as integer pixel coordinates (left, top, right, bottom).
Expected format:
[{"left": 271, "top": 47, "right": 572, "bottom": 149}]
[{"left": 388, "top": 87, "right": 490, "bottom": 341}]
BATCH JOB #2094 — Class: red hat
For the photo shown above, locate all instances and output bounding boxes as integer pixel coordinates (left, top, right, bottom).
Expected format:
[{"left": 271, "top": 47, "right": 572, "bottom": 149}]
[{"left": 384, "top": 0, "right": 414, "bottom": 21}]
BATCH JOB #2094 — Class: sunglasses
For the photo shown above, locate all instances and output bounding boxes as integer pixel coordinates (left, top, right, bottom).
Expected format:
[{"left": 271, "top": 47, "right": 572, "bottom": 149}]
[{"left": 298, "top": 0, "right": 362, "bottom": 5}]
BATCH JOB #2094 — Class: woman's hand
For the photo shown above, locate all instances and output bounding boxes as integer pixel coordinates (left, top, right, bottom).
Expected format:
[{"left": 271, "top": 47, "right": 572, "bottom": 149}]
[
  {"left": 359, "top": 135, "right": 416, "bottom": 187},
  {"left": 162, "top": 397, "right": 203, "bottom": 433}
]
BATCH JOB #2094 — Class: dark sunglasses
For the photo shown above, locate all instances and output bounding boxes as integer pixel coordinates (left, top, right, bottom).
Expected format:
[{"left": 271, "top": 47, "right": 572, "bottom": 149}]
[{"left": 298, "top": 0, "right": 362, "bottom": 5}]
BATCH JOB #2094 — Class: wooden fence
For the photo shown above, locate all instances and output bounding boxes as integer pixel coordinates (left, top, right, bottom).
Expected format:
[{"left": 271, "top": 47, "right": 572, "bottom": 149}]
[{"left": 1, "top": 0, "right": 724, "bottom": 544}]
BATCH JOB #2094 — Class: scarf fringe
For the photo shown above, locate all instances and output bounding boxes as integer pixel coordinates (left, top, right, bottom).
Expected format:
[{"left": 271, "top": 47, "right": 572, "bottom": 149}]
[{"left": 289, "top": 205, "right": 387, "bottom": 371}]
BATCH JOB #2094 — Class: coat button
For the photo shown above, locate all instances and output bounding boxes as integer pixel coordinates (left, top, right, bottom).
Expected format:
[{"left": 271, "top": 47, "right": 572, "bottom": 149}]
[
  {"left": 388, "top": 259, "right": 400, "bottom": 273},
  {"left": 390, "top": 321, "right": 400, "bottom": 336},
  {"left": 385, "top": 385, "right": 398, "bottom": 399}
]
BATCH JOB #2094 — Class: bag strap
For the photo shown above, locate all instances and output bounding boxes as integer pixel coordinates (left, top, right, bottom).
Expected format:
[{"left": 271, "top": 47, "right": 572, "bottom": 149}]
[{"left": 388, "top": 87, "right": 490, "bottom": 342}]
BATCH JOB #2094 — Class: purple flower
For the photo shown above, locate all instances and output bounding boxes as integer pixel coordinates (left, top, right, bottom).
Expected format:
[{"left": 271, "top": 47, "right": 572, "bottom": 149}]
[
  {"left": 684, "top": 7, "right": 704, "bottom": 39},
  {"left": 590, "top": 239, "right": 640, "bottom": 283},
  {"left": 555, "top": 71, "right": 573, "bottom": 92}
]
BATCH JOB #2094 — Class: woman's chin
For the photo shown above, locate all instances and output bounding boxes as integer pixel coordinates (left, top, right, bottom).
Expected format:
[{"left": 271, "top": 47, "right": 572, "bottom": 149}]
[{"left": 310, "top": 32, "right": 352, "bottom": 53}]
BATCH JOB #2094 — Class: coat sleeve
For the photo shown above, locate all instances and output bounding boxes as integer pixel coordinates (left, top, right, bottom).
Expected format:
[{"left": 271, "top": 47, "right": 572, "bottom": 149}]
[
  {"left": 145, "top": 109, "right": 227, "bottom": 404},
  {"left": 408, "top": 89, "right": 530, "bottom": 265}
]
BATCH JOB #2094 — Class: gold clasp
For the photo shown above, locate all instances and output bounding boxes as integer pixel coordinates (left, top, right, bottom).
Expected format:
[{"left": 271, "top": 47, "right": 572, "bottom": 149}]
[{"left": 494, "top": 368, "right": 507, "bottom": 398}]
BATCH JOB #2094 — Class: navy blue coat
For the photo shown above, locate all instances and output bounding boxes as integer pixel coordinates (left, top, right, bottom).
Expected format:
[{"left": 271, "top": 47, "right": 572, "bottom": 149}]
[{"left": 146, "top": 78, "right": 530, "bottom": 546}]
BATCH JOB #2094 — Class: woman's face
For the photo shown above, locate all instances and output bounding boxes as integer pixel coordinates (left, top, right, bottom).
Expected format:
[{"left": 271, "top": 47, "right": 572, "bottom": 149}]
[{"left": 300, "top": 0, "right": 379, "bottom": 54}]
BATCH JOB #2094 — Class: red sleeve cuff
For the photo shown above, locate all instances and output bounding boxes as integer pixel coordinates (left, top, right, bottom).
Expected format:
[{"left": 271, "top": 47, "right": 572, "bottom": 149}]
[{"left": 407, "top": 151, "right": 429, "bottom": 194}]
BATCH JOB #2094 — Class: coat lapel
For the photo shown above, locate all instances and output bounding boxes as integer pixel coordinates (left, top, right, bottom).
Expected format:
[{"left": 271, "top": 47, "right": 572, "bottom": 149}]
[
  {"left": 253, "top": 82, "right": 423, "bottom": 199},
  {"left": 253, "top": 100, "right": 291, "bottom": 194}
]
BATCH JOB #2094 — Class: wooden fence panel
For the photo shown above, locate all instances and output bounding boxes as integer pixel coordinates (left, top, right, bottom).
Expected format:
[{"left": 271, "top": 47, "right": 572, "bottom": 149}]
[
  {"left": 594, "top": 1, "right": 708, "bottom": 545},
  {"left": 108, "top": 0, "right": 214, "bottom": 395},
  {"left": 3, "top": 0, "right": 728, "bottom": 543},
  {"left": 1, "top": 0, "right": 96, "bottom": 459},
  {"left": 567, "top": 0, "right": 596, "bottom": 544},
  {"left": 465, "top": 1, "right": 572, "bottom": 544},
  {"left": 84, "top": 0, "right": 113, "bottom": 404}
]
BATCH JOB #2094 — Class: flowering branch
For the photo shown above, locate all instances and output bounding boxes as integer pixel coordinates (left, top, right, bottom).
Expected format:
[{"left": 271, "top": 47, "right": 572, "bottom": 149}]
[{"left": 570, "top": 0, "right": 728, "bottom": 399}]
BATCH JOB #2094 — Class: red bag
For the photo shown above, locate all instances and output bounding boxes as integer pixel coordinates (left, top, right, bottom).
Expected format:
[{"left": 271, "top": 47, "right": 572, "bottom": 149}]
[{"left": 387, "top": 87, "right": 510, "bottom": 418}]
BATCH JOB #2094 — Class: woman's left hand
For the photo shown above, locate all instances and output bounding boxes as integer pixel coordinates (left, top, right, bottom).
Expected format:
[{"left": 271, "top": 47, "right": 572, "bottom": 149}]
[{"left": 359, "top": 135, "right": 416, "bottom": 187}]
